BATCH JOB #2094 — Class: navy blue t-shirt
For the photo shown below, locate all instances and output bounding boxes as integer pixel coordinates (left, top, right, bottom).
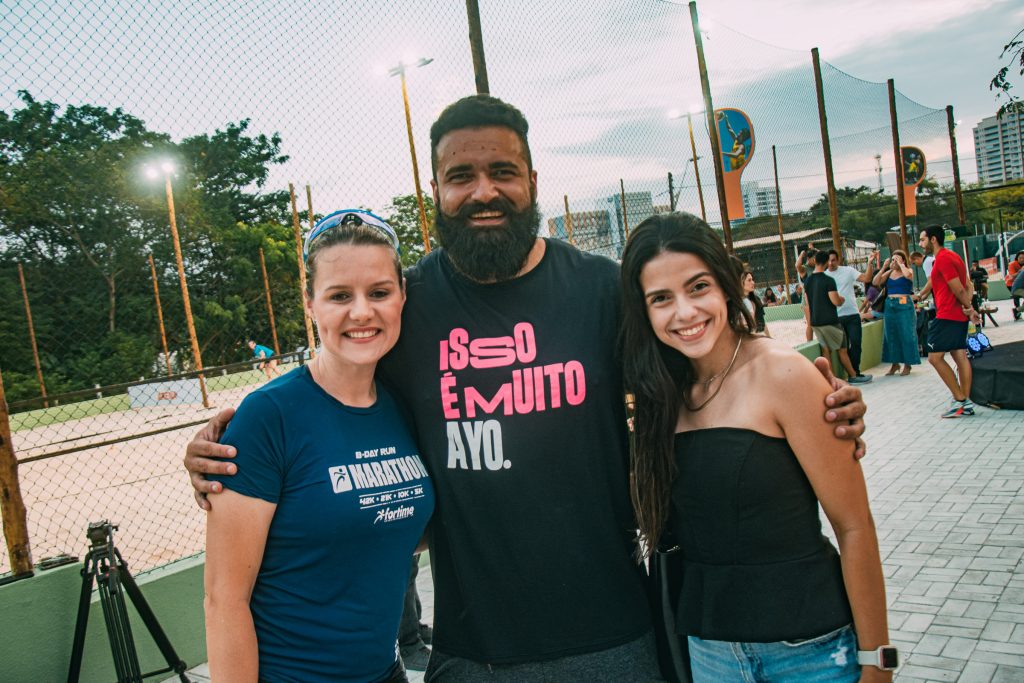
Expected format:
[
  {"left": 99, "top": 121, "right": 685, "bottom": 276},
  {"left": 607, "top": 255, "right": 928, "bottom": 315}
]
[{"left": 211, "top": 366, "right": 434, "bottom": 683}]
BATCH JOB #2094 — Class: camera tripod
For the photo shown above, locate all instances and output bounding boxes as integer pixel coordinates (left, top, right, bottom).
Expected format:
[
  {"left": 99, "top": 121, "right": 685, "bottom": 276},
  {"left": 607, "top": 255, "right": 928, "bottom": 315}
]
[{"left": 67, "top": 521, "right": 191, "bottom": 683}]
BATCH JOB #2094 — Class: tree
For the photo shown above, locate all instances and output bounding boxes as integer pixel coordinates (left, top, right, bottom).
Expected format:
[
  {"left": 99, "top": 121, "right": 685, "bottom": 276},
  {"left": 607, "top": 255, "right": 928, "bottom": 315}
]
[
  {"left": 0, "top": 94, "right": 298, "bottom": 399},
  {"left": 384, "top": 193, "right": 436, "bottom": 267},
  {"left": 806, "top": 186, "right": 898, "bottom": 244},
  {"left": 0, "top": 91, "right": 171, "bottom": 333},
  {"left": 990, "top": 28, "right": 1024, "bottom": 118}
]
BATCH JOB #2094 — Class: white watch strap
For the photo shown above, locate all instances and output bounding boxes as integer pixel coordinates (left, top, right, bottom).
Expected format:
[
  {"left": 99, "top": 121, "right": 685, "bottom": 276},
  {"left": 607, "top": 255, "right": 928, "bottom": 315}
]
[{"left": 856, "top": 649, "right": 877, "bottom": 666}]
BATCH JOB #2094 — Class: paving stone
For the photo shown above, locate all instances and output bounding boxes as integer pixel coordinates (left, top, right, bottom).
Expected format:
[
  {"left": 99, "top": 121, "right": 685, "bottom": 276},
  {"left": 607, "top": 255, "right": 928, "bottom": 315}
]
[{"left": 992, "top": 664, "right": 1024, "bottom": 683}]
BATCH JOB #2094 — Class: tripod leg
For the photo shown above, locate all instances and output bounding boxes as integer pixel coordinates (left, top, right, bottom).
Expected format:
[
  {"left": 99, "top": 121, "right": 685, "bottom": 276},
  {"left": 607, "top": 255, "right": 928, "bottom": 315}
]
[
  {"left": 119, "top": 562, "right": 191, "bottom": 682},
  {"left": 67, "top": 552, "right": 97, "bottom": 683},
  {"left": 98, "top": 563, "right": 143, "bottom": 682}
]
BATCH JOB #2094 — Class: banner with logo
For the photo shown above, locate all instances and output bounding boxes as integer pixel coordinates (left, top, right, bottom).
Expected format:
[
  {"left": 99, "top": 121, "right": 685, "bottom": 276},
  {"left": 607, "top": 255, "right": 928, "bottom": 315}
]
[
  {"left": 715, "top": 108, "right": 755, "bottom": 220},
  {"left": 901, "top": 146, "right": 926, "bottom": 217}
]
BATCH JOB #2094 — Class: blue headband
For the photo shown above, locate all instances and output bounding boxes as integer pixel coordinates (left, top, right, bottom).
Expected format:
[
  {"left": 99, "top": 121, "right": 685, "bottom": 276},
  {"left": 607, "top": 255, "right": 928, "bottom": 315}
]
[{"left": 303, "top": 209, "right": 401, "bottom": 262}]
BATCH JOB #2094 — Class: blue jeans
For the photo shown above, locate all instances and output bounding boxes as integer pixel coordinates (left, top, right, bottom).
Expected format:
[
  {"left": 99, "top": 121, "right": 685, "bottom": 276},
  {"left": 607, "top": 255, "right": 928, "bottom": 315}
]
[{"left": 688, "top": 624, "right": 860, "bottom": 682}]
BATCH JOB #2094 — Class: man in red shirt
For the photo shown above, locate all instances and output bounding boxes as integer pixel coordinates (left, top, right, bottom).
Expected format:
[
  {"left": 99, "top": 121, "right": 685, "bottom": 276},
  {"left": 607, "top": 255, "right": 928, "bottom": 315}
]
[
  {"left": 1006, "top": 251, "right": 1023, "bottom": 321},
  {"left": 919, "top": 225, "right": 981, "bottom": 418}
]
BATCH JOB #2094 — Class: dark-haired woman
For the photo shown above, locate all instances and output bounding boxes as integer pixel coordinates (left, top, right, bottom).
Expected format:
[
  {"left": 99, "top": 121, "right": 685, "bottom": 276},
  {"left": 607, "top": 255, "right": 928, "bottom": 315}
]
[
  {"left": 620, "top": 213, "right": 893, "bottom": 682},
  {"left": 877, "top": 250, "right": 919, "bottom": 376},
  {"left": 205, "top": 210, "right": 433, "bottom": 683},
  {"left": 741, "top": 269, "right": 769, "bottom": 335}
]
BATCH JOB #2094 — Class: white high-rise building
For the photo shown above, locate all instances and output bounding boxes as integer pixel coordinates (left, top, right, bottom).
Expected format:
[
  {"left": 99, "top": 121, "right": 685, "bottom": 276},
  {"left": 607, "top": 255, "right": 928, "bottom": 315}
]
[
  {"left": 973, "top": 109, "right": 1024, "bottom": 185},
  {"left": 741, "top": 182, "right": 779, "bottom": 219}
]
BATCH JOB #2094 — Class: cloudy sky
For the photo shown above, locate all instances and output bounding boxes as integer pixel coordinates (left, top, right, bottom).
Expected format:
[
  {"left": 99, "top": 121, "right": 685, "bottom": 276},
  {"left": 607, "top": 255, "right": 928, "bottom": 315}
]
[{"left": 1, "top": 0, "right": 1020, "bottom": 225}]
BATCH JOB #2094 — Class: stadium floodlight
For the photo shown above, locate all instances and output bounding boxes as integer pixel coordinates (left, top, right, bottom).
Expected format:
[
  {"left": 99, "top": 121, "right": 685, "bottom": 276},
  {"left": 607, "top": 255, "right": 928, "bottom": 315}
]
[
  {"left": 668, "top": 109, "right": 707, "bottom": 221},
  {"left": 384, "top": 56, "right": 434, "bottom": 255},
  {"left": 143, "top": 161, "right": 209, "bottom": 407}
]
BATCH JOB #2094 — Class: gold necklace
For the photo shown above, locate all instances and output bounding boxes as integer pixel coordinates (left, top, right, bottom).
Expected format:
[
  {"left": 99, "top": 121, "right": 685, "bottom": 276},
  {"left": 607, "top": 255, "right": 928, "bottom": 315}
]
[{"left": 684, "top": 335, "right": 743, "bottom": 412}]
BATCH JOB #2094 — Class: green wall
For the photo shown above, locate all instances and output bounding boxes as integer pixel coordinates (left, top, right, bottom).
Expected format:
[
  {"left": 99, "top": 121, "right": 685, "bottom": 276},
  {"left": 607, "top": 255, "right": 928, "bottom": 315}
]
[
  {"left": 0, "top": 556, "right": 205, "bottom": 682},
  {"left": 794, "top": 319, "right": 884, "bottom": 378}
]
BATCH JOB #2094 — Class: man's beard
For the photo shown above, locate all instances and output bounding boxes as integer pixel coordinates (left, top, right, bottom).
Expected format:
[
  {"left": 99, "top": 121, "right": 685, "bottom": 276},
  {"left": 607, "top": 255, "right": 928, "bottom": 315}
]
[{"left": 434, "top": 197, "right": 541, "bottom": 282}]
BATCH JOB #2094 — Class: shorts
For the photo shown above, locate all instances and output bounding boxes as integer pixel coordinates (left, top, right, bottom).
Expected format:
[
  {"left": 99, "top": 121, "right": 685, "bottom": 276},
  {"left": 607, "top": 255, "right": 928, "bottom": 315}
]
[
  {"left": 688, "top": 623, "right": 860, "bottom": 683},
  {"left": 812, "top": 324, "right": 847, "bottom": 352},
  {"left": 927, "top": 318, "right": 968, "bottom": 353}
]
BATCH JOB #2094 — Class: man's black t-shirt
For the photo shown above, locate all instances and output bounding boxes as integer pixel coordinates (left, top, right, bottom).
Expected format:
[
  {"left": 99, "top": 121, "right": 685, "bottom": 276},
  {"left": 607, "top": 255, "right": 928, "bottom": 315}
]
[
  {"left": 804, "top": 271, "right": 839, "bottom": 327},
  {"left": 378, "top": 239, "right": 650, "bottom": 664}
]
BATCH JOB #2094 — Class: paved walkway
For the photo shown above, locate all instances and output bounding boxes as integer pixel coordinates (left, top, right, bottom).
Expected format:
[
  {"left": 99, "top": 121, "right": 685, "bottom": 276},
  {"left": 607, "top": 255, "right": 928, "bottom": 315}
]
[{"left": 169, "top": 302, "right": 1024, "bottom": 683}]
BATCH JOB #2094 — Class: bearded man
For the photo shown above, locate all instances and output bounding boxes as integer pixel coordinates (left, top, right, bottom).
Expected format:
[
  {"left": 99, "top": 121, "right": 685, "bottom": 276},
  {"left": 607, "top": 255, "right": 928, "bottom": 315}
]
[{"left": 185, "top": 96, "right": 868, "bottom": 682}]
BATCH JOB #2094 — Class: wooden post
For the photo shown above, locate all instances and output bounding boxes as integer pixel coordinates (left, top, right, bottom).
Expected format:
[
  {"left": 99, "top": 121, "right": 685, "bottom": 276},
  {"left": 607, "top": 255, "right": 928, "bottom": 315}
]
[
  {"left": 689, "top": 1, "right": 732, "bottom": 250},
  {"left": 668, "top": 172, "right": 676, "bottom": 212},
  {"left": 465, "top": 0, "right": 490, "bottom": 95},
  {"left": 290, "top": 183, "right": 317, "bottom": 359},
  {"left": 306, "top": 184, "right": 316, "bottom": 242},
  {"left": 163, "top": 175, "right": 209, "bottom": 407},
  {"left": 16, "top": 264, "right": 47, "bottom": 408},
  {"left": 888, "top": 79, "right": 909, "bottom": 254},
  {"left": 398, "top": 70, "right": 433, "bottom": 255},
  {"left": 562, "top": 194, "right": 575, "bottom": 246},
  {"left": 620, "top": 179, "right": 630, "bottom": 241},
  {"left": 686, "top": 111, "right": 707, "bottom": 222},
  {"left": 259, "top": 248, "right": 280, "bottom": 355},
  {"left": 148, "top": 254, "right": 172, "bottom": 376},
  {"left": 0, "top": 368, "right": 33, "bottom": 576},
  {"left": 811, "top": 48, "right": 843, "bottom": 259},
  {"left": 946, "top": 105, "right": 967, "bottom": 226},
  {"left": 772, "top": 145, "right": 792, "bottom": 305}
]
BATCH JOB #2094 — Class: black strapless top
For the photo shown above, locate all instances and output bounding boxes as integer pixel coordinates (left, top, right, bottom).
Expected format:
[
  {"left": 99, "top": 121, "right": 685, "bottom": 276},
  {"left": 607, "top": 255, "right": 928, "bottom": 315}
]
[{"left": 670, "top": 428, "right": 852, "bottom": 642}]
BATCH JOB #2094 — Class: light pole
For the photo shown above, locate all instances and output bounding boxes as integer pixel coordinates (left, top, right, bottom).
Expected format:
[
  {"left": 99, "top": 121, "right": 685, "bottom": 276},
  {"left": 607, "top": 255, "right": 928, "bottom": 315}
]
[
  {"left": 145, "top": 161, "right": 209, "bottom": 408},
  {"left": 669, "top": 107, "right": 707, "bottom": 222},
  {"left": 388, "top": 57, "right": 434, "bottom": 255}
]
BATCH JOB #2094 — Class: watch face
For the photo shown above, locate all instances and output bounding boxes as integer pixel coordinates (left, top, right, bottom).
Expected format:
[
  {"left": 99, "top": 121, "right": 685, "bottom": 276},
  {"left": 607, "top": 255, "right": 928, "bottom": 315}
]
[{"left": 880, "top": 647, "right": 899, "bottom": 669}]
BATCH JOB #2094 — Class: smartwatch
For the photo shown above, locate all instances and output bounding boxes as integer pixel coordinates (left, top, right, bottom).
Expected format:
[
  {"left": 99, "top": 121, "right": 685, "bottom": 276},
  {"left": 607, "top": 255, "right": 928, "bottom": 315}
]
[{"left": 857, "top": 645, "right": 899, "bottom": 671}]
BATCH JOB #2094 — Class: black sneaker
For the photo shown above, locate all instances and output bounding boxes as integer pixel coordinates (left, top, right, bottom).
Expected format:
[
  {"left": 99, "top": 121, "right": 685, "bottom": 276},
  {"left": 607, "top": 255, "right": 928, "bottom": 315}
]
[
  {"left": 401, "top": 645, "right": 431, "bottom": 672},
  {"left": 419, "top": 623, "right": 433, "bottom": 645}
]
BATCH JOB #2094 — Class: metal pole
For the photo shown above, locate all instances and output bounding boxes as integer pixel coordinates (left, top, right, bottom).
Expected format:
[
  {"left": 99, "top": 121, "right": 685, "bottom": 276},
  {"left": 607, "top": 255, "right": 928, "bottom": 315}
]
[
  {"left": 17, "top": 264, "right": 47, "bottom": 408},
  {"left": 290, "top": 184, "right": 317, "bottom": 359},
  {"left": 668, "top": 172, "right": 676, "bottom": 212},
  {"left": 399, "top": 68, "right": 433, "bottom": 254},
  {"left": 686, "top": 111, "right": 707, "bottom": 221},
  {"left": 689, "top": 1, "right": 732, "bottom": 249},
  {"left": 946, "top": 105, "right": 967, "bottom": 226},
  {"left": 259, "top": 248, "right": 280, "bottom": 356},
  {"left": 811, "top": 48, "right": 843, "bottom": 259},
  {"left": 0, "top": 368, "right": 33, "bottom": 577},
  {"left": 620, "top": 179, "right": 630, "bottom": 242},
  {"left": 148, "top": 254, "right": 172, "bottom": 377},
  {"left": 888, "top": 79, "right": 909, "bottom": 254},
  {"left": 465, "top": 0, "right": 490, "bottom": 95},
  {"left": 163, "top": 175, "right": 209, "bottom": 408},
  {"left": 772, "top": 145, "right": 792, "bottom": 305},
  {"left": 562, "top": 194, "right": 575, "bottom": 246}
]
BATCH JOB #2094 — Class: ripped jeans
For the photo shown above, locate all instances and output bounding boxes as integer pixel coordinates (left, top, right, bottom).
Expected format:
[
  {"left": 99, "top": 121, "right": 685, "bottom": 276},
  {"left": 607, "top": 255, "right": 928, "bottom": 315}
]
[{"left": 688, "top": 624, "right": 860, "bottom": 682}]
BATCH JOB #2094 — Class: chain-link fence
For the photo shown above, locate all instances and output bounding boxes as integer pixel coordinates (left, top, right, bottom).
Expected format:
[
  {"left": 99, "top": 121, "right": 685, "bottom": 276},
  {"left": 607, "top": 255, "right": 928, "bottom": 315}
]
[{"left": 2, "top": 0, "right": 1020, "bottom": 577}]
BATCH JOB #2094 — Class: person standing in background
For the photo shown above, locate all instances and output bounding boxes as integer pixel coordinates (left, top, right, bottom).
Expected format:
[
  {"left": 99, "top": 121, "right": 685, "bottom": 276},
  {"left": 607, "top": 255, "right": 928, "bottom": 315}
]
[
  {"left": 918, "top": 226, "right": 981, "bottom": 418},
  {"left": 826, "top": 249, "right": 876, "bottom": 384}
]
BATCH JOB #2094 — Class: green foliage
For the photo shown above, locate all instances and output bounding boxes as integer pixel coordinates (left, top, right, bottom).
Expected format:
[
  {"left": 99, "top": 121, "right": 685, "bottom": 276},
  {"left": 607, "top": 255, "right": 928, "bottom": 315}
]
[
  {"left": 0, "top": 94, "right": 305, "bottom": 404},
  {"left": 990, "top": 28, "right": 1024, "bottom": 118},
  {"left": 384, "top": 193, "right": 436, "bottom": 267}
]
